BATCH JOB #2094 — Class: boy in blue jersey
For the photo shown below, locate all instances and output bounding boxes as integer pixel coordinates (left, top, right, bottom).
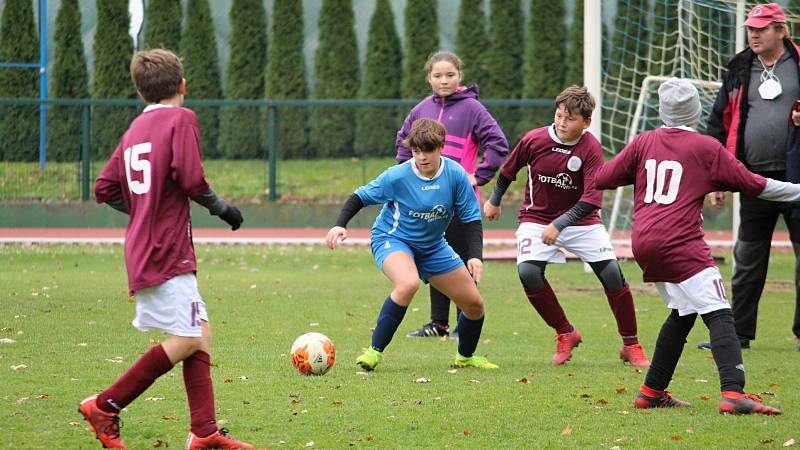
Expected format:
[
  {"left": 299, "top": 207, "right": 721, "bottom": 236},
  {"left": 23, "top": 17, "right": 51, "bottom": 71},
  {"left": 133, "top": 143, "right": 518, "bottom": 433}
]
[{"left": 326, "top": 119, "right": 498, "bottom": 370}]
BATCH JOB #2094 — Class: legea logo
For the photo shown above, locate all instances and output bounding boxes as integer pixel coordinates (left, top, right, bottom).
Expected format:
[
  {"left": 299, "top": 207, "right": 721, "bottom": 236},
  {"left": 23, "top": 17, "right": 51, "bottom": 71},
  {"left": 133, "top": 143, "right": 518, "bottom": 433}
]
[
  {"left": 538, "top": 173, "right": 577, "bottom": 190},
  {"left": 408, "top": 204, "right": 448, "bottom": 222}
]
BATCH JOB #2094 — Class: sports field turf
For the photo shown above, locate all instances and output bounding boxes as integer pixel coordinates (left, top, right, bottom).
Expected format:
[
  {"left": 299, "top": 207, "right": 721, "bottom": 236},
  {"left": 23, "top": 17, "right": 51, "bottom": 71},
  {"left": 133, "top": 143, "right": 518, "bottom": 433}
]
[{"left": 1, "top": 244, "right": 798, "bottom": 448}]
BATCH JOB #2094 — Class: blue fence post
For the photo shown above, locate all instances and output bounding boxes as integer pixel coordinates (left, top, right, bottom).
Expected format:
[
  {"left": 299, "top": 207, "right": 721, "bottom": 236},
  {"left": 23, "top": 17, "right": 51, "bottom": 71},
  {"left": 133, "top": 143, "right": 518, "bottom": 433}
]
[
  {"left": 267, "top": 104, "right": 278, "bottom": 201},
  {"left": 81, "top": 104, "right": 91, "bottom": 201}
]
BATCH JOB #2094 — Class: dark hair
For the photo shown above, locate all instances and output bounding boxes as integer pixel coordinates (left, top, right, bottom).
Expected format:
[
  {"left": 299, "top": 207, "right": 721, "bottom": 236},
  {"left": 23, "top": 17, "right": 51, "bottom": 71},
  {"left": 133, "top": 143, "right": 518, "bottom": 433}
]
[
  {"left": 424, "top": 50, "right": 463, "bottom": 74},
  {"left": 555, "top": 85, "right": 596, "bottom": 119},
  {"left": 404, "top": 119, "right": 446, "bottom": 152},
  {"left": 130, "top": 49, "right": 183, "bottom": 103}
]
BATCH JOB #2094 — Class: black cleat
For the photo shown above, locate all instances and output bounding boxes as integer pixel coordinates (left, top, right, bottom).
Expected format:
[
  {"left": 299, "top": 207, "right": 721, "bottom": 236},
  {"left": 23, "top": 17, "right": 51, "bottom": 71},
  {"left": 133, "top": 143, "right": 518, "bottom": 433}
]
[{"left": 406, "top": 322, "right": 449, "bottom": 337}]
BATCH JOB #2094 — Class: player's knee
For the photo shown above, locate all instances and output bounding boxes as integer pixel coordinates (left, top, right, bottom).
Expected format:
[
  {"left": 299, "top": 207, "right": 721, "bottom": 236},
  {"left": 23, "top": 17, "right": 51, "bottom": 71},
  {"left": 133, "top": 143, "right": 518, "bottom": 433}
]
[
  {"left": 394, "top": 278, "right": 420, "bottom": 301},
  {"left": 590, "top": 259, "right": 626, "bottom": 291},
  {"left": 517, "top": 261, "right": 546, "bottom": 292},
  {"left": 460, "top": 296, "right": 485, "bottom": 319}
]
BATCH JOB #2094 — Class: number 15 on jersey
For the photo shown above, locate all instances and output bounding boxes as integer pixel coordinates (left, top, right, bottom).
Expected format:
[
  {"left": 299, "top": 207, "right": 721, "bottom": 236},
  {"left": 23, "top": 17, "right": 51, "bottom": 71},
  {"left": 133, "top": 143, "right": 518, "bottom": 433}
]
[{"left": 124, "top": 142, "right": 152, "bottom": 195}]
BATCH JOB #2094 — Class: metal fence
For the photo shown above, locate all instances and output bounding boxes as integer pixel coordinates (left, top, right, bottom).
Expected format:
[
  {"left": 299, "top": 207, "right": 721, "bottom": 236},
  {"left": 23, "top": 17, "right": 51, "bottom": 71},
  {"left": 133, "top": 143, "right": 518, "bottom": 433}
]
[{"left": 0, "top": 97, "right": 553, "bottom": 202}]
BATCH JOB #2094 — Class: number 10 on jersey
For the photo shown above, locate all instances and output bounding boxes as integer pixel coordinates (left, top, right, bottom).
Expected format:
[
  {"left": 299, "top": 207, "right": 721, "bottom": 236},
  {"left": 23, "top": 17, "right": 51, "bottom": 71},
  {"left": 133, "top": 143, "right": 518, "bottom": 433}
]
[{"left": 644, "top": 159, "right": 683, "bottom": 205}]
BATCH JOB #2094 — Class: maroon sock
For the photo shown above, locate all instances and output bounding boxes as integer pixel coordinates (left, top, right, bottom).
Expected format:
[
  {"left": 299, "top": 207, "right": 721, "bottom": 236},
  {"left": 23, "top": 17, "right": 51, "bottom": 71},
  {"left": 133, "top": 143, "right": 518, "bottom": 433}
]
[
  {"left": 524, "top": 282, "right": 572, "bottom": 334},
  {"left": 606, "top": 284, "right": 639, "bottom": 345},
  {"left": 97, "top": 345, "right": 174, "bottom": 413},
  {"left": 183, "top": 350, "right": 217, "bottom": 438}
]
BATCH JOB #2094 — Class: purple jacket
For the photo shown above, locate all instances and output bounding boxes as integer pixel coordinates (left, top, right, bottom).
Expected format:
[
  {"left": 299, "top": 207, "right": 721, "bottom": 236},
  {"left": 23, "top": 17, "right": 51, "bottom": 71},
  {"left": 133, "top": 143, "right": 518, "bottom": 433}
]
[{"left": 395, "top": 85, "right": 509, "bottom": 187}]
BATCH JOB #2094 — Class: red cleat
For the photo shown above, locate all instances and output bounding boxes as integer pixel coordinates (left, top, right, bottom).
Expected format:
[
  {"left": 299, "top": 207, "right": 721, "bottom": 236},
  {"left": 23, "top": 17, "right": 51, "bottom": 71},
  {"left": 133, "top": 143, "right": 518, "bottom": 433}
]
[
  {"left": 78, "top": 395, "right": 126, "bottom": 449},
  {"left": 552, "top": 329, "right": 582, "bottom": 365},
  {"left": 620, "top": 344, "right": 651, "bottom": 367},
  {"left": 185, "top": 428, "right": 255, "bottom": 450},
  {"left": 634, "top": 389, "right": 693, "bottom": 409},
  {"left": 719, "top": 392, "right": 781, "bottom": 415}
]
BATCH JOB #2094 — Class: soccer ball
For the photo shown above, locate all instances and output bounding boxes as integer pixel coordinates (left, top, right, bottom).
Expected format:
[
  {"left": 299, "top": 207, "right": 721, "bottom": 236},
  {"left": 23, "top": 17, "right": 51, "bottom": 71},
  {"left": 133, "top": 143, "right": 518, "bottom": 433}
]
[{"left": 290, "top": 332, "right": 336, "bottom": 375}]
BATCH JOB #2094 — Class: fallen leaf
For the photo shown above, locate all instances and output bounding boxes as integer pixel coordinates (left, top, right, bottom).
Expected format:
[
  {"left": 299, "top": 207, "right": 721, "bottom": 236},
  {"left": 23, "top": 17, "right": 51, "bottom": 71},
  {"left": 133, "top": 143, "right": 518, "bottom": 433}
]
[
  {"left": 305, "top": 441, "right": 314, "bottom": 447},
  {"left": 699, "top": 395, "right": 710, "bottom": 401},
  {"left": 759, "top": 391, "right": 775, "bottom": 396},
  {"left": 145, "top": 397, "right": 165, "bottom": 401},
  {"left": 153, "top": 439, "right": 166, "bottom": 448},
  {"left": 10, "top": 364, "right": 28, "bottom": 370},
  {"left": 332, "top": 400, "right": 342, "bottom": 405},
  {"left": 762, "top": 439, "right": 775, "bottom": 444},
  {"left": 447, "top": 369, "right": 458, "bottom": 374},
  {"left": 615, "top": 387, "right": 627, "bottom": 394},
  {"left": 596, "top": 399, "right": 608, "bottom": 405},
  {"left": 224, "top": 378, "right": 233, "bottom": 384},
  {"left": 469, "top": 379, "right": 481, "bottom": 384},
  {"left": 671, "top": 435, "right": 683, "bottom": 441},
  {"left": 463, "top": 430, "right": 472, "bottom": 437},
  {"left": 695, "top": 379, "right": 708, "bottom": 383},
  {"left": 686, "top": 426, "right": 694, "bottom": 434},
  {"left": 238, "top": 375, "right": 248, "bottom": 380},
  {"left": 161, "top": 416, "right": 176, "bottom": 421},
  {"left": 413, "top": 377, "right": 431, "bottom": 383},
  {"left": 35, "top": 394, "right": 49, "bottom": 400},
  {"left": 769, "top": 383, "right": 780, "bottom": 388},
  {"left": 16, "top": 397, "right": 29, "bottom": 404},
  {"left": 0, "top": 338, "right": 15, "bottom": 344},
  {"left": 517, "top": 377, "right": 529, "bottom": 384},
  {"left": 77, "top": 343, "right": 88, "bottom": 347},
  {"left": 561, "top": 424, "right": 573, "bottom": 435},
  {"left": 68, "top": 421, "right": 81, "bottom": 427},
  {"left": 785, "top": 439, "right": 796, "bottom": 447}
]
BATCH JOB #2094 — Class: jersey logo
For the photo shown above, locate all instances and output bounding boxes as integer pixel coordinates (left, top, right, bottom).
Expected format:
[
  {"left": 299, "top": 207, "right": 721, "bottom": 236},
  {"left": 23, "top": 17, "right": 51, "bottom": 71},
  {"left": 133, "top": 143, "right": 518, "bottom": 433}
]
[
  {"left": 408, "top": 205, "right": 448, "bottom": 222},
  {"left": 567, "top": 156, "right": 582, "bottom": 172},
  {"left": 421, "top": 184, "right": 440, "bottom": 191},
  {"left": 551, "top": 146, "right": 572, "bottom": 155},
  {"left": 537, "top": 173, "right": 577, "bottom": 190}
]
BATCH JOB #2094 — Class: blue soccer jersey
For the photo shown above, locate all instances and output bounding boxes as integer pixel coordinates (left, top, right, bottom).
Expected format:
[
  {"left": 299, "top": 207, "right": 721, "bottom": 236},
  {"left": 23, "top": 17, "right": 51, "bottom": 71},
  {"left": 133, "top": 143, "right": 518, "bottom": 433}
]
[{"left": 356, "top": 158, "right": 481, "bottom": 245}]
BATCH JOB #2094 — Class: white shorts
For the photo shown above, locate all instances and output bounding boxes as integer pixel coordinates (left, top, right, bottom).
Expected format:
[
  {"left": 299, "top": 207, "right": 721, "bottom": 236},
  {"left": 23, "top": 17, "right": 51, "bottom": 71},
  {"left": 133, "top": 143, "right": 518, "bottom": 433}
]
[
  {"left": 655, "top": 266, "right": 731, "bottom": 316},
  {"left": 515, "top": 222, "right": 617, "bottom": 264},
  {"left": 132, "top": 273, "right": 208, "bottom": 337}
]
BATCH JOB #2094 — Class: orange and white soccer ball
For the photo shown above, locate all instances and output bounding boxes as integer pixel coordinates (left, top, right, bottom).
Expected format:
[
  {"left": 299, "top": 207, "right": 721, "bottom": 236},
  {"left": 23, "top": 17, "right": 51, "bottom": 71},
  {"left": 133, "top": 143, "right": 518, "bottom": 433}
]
[{"left": 290, "top": 332, "right": 336, "bottom": 375}]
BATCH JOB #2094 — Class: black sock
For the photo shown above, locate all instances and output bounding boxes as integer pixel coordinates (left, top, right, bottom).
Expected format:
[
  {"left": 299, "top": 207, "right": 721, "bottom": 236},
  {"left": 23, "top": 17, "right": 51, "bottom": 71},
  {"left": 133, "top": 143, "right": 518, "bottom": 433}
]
[
  {"left": 644, "top": 309, "right": 696, "bottom": 391},
  {"left": 456, "top": 314, "right": 484, "bottom": 358},
  {"left": 701, "top": 309, "right": 745, "bottom": 393},
  {"left": 371, "top": 296, "right": 407, "bottom": 352}
]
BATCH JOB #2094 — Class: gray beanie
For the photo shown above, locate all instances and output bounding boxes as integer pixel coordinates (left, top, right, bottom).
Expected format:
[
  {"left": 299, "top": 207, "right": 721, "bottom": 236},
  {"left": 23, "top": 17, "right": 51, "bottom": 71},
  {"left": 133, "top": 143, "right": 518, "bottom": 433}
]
[{"left": 658, "top": 77, "right": 701, "bottom": 127}]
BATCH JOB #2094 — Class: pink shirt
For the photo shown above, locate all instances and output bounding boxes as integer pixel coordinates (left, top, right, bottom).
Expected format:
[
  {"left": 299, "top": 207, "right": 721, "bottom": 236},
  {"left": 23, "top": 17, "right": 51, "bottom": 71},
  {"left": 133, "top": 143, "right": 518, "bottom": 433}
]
[
  {"left": 95, "top": 105, "right": 210, "bottom": 293},
  {"left": 596, "top": 127, "right": 766, "bottom": 283},
  {"left": 501, "top": 126, "right": 604, "bottom": 226}
]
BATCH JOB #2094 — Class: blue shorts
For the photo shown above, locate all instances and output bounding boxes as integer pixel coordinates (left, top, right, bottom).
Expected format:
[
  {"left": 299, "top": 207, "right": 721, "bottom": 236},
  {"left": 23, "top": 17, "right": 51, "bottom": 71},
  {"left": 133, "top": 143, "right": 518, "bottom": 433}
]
[{"left": 371, "top": 234, "right": 463, "bottom": 282}]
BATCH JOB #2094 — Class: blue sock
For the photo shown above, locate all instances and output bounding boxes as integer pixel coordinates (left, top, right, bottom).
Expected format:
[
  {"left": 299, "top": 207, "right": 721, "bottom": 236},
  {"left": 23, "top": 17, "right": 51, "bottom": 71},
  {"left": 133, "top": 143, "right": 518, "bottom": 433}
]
[
  {"left": 457, "top": 314, "right": 484, "bottom": 358},
  {"left": 371, "top": 296, "right": 407, "bottom": 352}
]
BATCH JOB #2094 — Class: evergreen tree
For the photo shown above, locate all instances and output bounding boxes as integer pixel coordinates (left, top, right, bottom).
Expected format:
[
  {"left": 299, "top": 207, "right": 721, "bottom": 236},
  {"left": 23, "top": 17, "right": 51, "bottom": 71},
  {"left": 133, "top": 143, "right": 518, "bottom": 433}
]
[
  {"left": 0, "top": 0, "right": 39, "bottom": 161},
  {"left": 565, "top": 0, "right": 584, "bottom": 86},
  {"left": 455, "top": 0, "right": 490, "bottom": 87},
  {"left": 519, "top": 0, "right": 566, "bottom": 136},
  {"left": 181, "top": 0, "right": 223, "bottom": 158},
  {"left": 92, "top": 0, "right": 136, "bottom": 160},
  {"left": 354, "top": 0, "right": 402, "bottom": 157},
  {"left": 309, "top": 0, "right": 360, "bottom": 157},
  {"left": 219, "top": 0, "right": 267, "bottom": 159},
  {"left": 266, "top": 0, "right": 309, "bottom": 159},
  {"left": 49, "top": 0, "right": 90, "bottom": 162},
  {"left": 486, "top": 0, "right": 524, "bottom": 141},
  {"left": 401, "top": 0, "right": 438, "bottom": 99},
  {"left": 144, "top": 0, "right": 182, "bottom": 52}
]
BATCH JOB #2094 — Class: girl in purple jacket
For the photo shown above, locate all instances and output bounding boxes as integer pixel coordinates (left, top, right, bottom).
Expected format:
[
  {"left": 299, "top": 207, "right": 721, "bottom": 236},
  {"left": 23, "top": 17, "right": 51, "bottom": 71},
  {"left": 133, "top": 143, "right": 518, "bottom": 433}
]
[{"left": 398, "top": 51, "right": 509, "bottom": 339}]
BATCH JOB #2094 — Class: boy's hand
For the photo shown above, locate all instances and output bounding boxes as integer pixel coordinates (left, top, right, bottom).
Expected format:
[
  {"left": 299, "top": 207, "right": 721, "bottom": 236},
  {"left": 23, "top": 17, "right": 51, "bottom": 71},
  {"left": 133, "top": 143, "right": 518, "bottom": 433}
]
[
  {"left": 220, "top": 206, "right": 243, "bottom": 230},
  {"left": 326, "top": 226, "right": 347, "bottom": 249},
  {"left": 541, "top": 223, "right": 560, "bottom": 245},
  {"left": 707, "top": 192, "right": 725, "bottom": 208},
  {"left": 466, "top": 258, "right": 483, "bottom": 284},
  {"left": 483, "top": 200, "right": 501, "bottom": 221}
]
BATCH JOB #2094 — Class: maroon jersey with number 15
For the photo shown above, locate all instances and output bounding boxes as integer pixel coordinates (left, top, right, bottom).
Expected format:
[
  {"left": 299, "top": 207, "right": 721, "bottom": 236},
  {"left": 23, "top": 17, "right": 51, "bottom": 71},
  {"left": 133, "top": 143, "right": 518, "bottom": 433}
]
[
  {"left": 95, "top": 105, "right": 210, "bottom": 294},
  {"left": 595, "top": 127, "right": 766, "bottom": 283}
]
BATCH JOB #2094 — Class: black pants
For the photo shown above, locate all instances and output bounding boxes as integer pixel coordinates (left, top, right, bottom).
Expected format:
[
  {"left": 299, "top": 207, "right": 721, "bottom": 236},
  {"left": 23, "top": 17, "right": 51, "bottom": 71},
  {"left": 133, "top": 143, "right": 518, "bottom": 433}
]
[
  {"left": 732, "top": 181, "right": 800, "bottom": 341},
  {"left": 430, "top": 215, "right": 470, "bottom": 325}
]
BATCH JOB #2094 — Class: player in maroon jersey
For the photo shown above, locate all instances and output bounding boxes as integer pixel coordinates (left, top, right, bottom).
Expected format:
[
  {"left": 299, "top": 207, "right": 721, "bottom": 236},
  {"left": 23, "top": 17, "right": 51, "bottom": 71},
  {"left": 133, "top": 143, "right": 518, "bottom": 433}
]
[
  {"left": 484, "top": 86, "right": 649, "bottom": 367},
  {"left": 78, "top": 49, "right": 254, "bottom": 449},
  {"left": 596, "top": 77, "right": 788, "bottom": 415}
]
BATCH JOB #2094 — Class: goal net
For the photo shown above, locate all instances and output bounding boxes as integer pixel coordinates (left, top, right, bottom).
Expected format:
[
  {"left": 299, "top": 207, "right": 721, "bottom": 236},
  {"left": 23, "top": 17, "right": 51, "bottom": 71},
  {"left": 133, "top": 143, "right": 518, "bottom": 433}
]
[{"left": 601, "top": 0, "right": 800, "bottom": 237}]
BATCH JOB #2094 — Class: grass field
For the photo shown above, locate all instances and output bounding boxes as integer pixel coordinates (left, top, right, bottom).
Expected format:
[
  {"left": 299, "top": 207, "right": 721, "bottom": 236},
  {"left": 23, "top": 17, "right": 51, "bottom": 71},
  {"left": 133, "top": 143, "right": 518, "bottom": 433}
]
[{"left": 1, "top": 244, "right": 798, "bottom": 449}]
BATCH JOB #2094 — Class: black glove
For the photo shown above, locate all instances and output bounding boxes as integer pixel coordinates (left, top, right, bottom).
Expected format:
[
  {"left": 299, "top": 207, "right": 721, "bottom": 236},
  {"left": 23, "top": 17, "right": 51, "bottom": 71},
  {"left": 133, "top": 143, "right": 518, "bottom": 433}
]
[{"left": 220, "top": 205, "right": 243, "bottom": 231}]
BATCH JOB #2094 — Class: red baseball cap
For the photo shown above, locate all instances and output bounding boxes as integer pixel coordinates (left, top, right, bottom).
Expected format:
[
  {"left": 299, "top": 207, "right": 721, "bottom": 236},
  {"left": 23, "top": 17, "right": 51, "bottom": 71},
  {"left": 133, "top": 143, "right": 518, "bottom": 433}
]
[{"left": 744, "top": 3, "right": 786, "bottom": 28}]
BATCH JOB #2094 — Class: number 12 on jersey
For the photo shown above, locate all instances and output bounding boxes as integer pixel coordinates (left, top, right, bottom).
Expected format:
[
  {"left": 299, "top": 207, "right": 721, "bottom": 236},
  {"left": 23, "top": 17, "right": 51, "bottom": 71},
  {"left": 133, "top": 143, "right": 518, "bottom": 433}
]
[
  {"left": 644, "top": 159, "right": 683, "bottom": 205},
  {"left": 124, "top": 142, "right": 152, "bottom": 195}
]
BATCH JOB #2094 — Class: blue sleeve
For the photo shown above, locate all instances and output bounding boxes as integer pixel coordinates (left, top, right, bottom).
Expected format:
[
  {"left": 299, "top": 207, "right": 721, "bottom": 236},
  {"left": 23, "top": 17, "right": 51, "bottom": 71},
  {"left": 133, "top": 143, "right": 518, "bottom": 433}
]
[
  {"left": 355, "top": 168, "right": 394, "bottom": 206},
  {"left": 453, "top": 168, "right": 481, "bottom": 223}
]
